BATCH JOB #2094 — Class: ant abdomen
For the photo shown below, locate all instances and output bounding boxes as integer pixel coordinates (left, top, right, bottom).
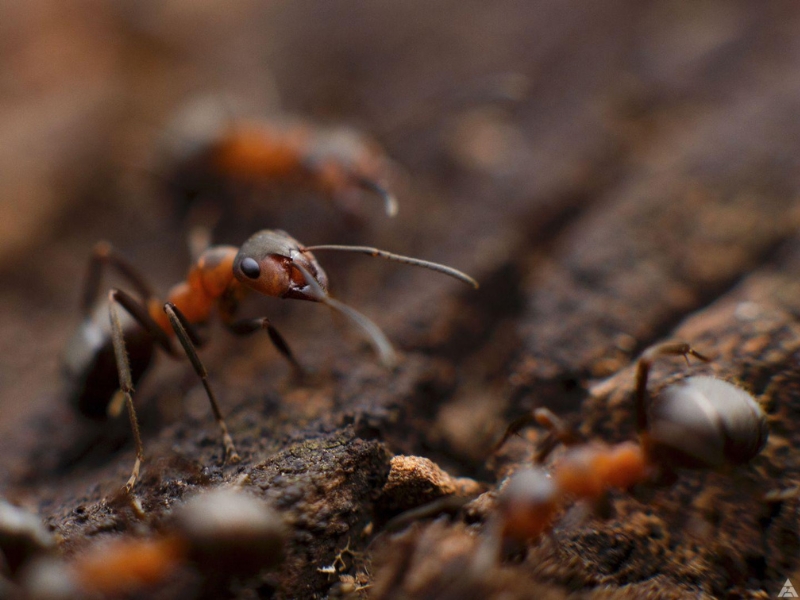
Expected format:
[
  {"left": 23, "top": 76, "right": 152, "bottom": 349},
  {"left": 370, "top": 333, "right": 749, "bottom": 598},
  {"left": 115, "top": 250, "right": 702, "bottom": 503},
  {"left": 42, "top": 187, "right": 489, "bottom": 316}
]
[
  {"left": 63, "top": 306, "right": 155, "bottom": 420},
  {"left": 648, "top": 375, "right": 769, "bottom": 470}
]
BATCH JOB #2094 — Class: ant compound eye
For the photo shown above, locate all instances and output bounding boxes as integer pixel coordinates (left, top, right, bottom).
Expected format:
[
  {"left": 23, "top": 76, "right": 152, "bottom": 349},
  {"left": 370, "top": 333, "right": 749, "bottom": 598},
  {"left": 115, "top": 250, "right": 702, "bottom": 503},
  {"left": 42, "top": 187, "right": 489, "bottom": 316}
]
[{"left": 240, "top": 257, "right": 261, "bottom": 279}]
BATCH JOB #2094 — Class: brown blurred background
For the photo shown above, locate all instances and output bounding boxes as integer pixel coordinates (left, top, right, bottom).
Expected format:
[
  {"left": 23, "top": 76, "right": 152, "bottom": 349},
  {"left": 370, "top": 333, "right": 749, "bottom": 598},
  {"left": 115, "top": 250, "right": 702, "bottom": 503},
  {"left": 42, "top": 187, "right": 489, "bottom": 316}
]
[{"left": 4, "top": 0, "right": 800, "bottom": 472}]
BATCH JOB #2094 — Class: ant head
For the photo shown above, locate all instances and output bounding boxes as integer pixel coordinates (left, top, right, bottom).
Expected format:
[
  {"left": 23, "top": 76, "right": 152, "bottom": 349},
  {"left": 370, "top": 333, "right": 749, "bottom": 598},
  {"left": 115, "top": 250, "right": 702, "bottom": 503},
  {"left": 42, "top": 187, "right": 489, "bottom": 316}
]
[
  {"left": 497, "top": 468, "right": 559, "bottom": 541},
  {"left": 233, "top": 230, "right": 329, "bottom": 301},
  {"left": 648, "top": 375, "right": 768, "bottom": 469}
]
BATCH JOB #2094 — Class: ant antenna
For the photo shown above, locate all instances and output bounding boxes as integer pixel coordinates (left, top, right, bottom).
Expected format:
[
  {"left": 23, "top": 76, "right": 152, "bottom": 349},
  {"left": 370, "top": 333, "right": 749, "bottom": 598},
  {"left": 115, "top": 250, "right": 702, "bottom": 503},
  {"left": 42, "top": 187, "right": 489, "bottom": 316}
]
[
  {"left": 301, "top": 245, "right": 479, "bottom": 289},
  {"left": 352, "top": 176, "right": 399, "bottom": 217},
  {"left": 293, "top": 264, "right": 398, "bottom": 368}
]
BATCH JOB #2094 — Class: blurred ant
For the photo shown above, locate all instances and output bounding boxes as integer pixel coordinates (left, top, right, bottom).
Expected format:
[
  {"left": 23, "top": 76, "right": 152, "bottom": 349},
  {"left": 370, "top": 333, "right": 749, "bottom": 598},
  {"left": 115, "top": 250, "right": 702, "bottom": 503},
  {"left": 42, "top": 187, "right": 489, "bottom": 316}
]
[
  {"left": 62, "top": 230, "right": 477, "bottom": 491},
  {"left": 489, "top": 341, "right": 769, "bottom": 548},
  {"left": 162, "top": 110, "right": 399, "bottom": 222},
  {"left": 20, "top": 489, "right": 285, "bottom": 598},
  {"left": 0, "top": 500, "right": 54, "bottom": 579}
]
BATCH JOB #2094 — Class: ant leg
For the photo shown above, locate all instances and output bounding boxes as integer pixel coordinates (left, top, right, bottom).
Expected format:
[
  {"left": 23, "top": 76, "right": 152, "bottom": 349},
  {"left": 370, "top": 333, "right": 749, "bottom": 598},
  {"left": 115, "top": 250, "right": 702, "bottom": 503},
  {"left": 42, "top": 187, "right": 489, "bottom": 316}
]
[
  {"left": 109, "top": 289, "right": 236, "bottom": 486},
  {"left": 224, "top": 317, "right": 303, "bottom": 375},
  {"left": 108, "top": 289, "right": 194, "bottom": 490},
  {"left": 111, "top": 289, "right": 178, "bottom": 353},
  {"left": 534, "top": 408, "right": 572, "bottom": 439},
  {"left": 491, "top": 408, "right": 582, "bottom": 460},
  {"left": 82, "top": 242, "right": 158, "bottom": 316},
  {"left": 164, "top": 303, "right": 240, "bottom": 464},
  {"left": 108, "top": 292, "right": 147, "bottom": 492},
  {"left": 532, "top": 408, "right": 583, "bottom": 463},
  {"left": 492, "top": 413, "right": 539, "bottom": 454},
  {"left": 634, "top": 341, "right": 710, "bottom": 434}
]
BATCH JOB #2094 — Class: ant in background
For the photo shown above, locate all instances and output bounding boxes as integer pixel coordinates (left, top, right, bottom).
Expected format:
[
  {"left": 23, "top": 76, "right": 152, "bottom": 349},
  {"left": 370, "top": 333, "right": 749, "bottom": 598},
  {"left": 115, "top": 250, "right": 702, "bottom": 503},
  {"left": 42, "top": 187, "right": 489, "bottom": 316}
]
[
  {"left": 62, "top": 229, "right": 477, "bottom": 491},
  {"left": 17, "top": 488, "right": 285, "bottom": 598},
  {"left": 160, "top": 101, "right": 399, "bottom": 226},
  {"left": 486, "top": 341, "right": 769, "bottom": 553},
  {"left": 159, "top": 74, "right": 534, "bottom": 227}
]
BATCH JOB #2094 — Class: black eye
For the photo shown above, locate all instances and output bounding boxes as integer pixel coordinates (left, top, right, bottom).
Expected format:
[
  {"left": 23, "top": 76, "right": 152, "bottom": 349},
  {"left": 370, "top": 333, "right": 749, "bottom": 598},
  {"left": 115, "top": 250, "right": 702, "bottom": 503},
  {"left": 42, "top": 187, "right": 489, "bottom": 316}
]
[{"left": 240, "top": 257, "right": 261, "bottom": 279}]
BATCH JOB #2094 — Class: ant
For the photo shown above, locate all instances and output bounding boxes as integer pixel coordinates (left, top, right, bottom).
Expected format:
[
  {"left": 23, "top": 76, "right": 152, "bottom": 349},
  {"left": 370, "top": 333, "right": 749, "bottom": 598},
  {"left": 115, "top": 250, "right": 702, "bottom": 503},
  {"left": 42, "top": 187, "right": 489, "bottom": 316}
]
[
  {"left": 62, "top": 230, "right": 477, "bottom": 492},
  {"left": 163, "top": 111, "right": 399, "bottom": 221},
  {"left": 490, "top": 340, "right": 769, "bottom": 547},
  {"left": 0, "top": 500, "right": 54, "bottom": 579},
  {"left": 20, "top": 489, "right": 285, "bottom": 598}
]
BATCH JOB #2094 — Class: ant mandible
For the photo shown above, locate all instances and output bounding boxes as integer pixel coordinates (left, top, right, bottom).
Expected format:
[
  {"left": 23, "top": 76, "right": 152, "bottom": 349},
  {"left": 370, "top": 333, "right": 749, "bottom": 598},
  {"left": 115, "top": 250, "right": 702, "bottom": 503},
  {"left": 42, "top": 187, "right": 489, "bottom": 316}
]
[
  {"left": 491, "top": 341, "right": 769, "bottom": 544},
  {"left": 164, "top": 113, "right": 399, "bottom": 219},
  {"left": 63, "top": 230, "right": 477, "bottom": 491}
]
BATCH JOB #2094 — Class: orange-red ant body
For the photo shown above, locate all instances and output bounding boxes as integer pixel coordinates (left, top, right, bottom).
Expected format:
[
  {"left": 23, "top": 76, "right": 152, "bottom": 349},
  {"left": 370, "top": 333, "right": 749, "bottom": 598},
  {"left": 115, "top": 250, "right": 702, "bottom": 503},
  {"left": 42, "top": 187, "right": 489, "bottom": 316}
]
[
  {"left": 495, "top": 420, "right": 648, "bottom": 544},
  {"left": 164, "top": 114, "right": 399, "bottom": 219},
  {"left": 63, "top": 230, "right": 477, "bottom": 491},
  {"left": 68, "top": 537, "right": 185, "bottom": 597},
  {"left": 492, "top": 341, "right": 769, "bottom": 545}
]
